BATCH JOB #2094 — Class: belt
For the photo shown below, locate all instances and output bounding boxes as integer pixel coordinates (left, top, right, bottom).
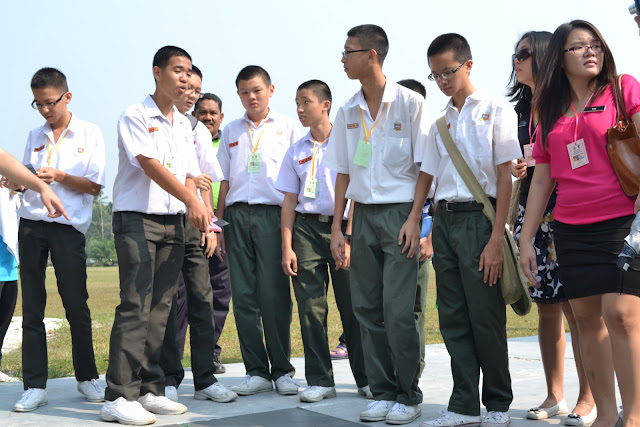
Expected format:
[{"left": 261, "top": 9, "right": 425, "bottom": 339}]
[
  {"left": 299, "top": 213, "right": 333, "bottom": 223},
  {"left": 437, "top": 198, "right": 496, "bottom": 212}
]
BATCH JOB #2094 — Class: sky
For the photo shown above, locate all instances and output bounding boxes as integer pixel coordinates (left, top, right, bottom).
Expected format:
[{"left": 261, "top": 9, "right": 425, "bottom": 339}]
[{"left": 2, "top": 0, "right": 639, "bottom": 201}]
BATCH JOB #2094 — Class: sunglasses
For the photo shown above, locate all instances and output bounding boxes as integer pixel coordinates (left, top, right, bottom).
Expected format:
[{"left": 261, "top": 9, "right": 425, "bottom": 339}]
[{"left": 512, "top": 48, "right": 533, "bottom": 63}]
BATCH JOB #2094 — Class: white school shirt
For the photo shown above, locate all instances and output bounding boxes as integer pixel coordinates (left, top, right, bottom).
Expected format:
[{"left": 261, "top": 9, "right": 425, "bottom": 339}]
[
  {"left": 217, "top": 110, "right": 300, "bottom": 207},
  {"left": 112, "top": 95, "right": 200, "bottom": 215},
  {"left": 275, "top": 131, "right": 347, "bottom": 218},
  {"left": 193, "top": 120, "right": 223, "bottom": 182},
  {"left": 19, "top": 113, "right": 106, "bottom": 234},
  {"left": 420, "top": 90, "right": 521, "bottom": 202},
  {"left": 324, "top": 80, "right": 429, "bottom": 204}
]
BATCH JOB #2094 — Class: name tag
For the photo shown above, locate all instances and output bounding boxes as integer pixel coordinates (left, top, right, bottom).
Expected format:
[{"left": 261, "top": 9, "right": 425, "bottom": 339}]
[
  {"left": 164, "top": 154, "right": 177, "bottom": 174},
  {"left": 248, "top": 153, "right": 260, "bottom": 173},
  {"left": 523, "top": 144, "right": 535, "bottom": 167},
  {"left": 567, "top": 139, "right": 589, "bottom": 170},
  {"left": 303, "top": 178, "right": 318, "bottom": 199},
  {"left": 353, "top": 140, "right": 372, "bottom": 167},
  {"left": 584, "top": 106, "right": 606, "bottom": 113}
]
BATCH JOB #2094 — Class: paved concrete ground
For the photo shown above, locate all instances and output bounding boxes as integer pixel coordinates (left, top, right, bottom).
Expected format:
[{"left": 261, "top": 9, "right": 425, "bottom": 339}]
[{"left": 0, "top": 334, "right": 619, "bottom": 426}]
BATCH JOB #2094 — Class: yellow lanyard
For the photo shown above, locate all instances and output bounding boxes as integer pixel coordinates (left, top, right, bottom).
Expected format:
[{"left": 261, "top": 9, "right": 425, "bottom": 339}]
[
  {"left": 310, "top": 137, "right": 327, "bottom": 180},
  {"left": 247, "top": 119, "right": 269, "bottom": 154},
  {"left": 46, "top": 130, "right": 70, "bottom": 166},
  {"left": 359, "top": 103, "right": 387, "bottom": 143}
]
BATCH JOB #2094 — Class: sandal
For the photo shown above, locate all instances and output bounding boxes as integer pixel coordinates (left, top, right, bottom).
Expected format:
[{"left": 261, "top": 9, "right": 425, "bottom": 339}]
[{"left": 330, "top": 343, "right": 348, "bottom": 359}]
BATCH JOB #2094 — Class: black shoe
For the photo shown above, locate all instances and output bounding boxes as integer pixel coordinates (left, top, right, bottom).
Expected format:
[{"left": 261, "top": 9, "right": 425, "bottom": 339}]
[{"left": 213, "top": 354, "right": 226, "bottom": 374}]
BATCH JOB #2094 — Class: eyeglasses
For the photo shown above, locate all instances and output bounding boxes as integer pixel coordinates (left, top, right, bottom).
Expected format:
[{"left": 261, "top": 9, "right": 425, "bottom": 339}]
[
  {"left": 428, "top": 60, "right": 468, "bottom": 82},
  {"left": 563, "top": 44, "right": 603, "bottom": 55},
  {"left": 342, "top": 49, "right": 372, "bottom": 59},
  {"left": 187, "top": 86, "right": 203, "bottom": 98},
  {"left": 31, "top": 92, "right": 67, "bottom": 110},
  {"left": 512, "top": 48, "right": 532, "bottom": 63}
]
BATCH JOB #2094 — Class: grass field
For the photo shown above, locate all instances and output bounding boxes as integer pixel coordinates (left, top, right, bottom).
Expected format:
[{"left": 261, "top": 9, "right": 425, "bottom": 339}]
[{"left": 2, "top": 265, "right": 544, "bottom": 380}]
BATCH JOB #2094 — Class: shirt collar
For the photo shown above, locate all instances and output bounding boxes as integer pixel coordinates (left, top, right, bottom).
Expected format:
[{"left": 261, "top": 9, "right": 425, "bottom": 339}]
[
  {"left": 42, "top": 112, "right": 78, "bottom": 136},
  {"left": 345, "top": 77, "right": 398, "bottom": 110},
  {"left": 143, "top": 95, "right": 180, "bottom": 122},
  {"left": 445, "top": 89, "right": 485, "bottom": 113},
  {"left": 243, "top": 108, "right": 274, "bottom": 127}
]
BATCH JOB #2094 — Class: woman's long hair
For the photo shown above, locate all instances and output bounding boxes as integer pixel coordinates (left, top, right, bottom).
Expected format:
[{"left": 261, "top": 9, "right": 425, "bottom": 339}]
[{"left": 532, "top": 20, "right": 617, "bottom": 148}]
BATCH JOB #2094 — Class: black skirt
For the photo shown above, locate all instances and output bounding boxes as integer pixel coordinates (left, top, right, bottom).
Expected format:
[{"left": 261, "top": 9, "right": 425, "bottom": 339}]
[{"left": 553, "top": 215, "right": 640, "bottom": 299}]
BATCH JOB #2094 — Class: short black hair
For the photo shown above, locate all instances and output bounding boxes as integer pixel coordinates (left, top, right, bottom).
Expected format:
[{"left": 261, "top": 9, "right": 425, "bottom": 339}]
[
  {"left": 427, "top": 33, "right": 472, "bottom": 63},
  {"left": 30, "top": 67, "right": 68, "bottom": 92},
  {"left": 195, "top": 93, "right": 223, "bottom": 113},
  {"left": 397, "top": 79, "right": 426, "bottom": 98},
  {"left": 297, "top": 79, "right": 332, "bottom": 114},
  {"left": 235, "top": 65, "right": 271, "bottom": 88},
  {"left": 192, "top": 64, "right": 202, "bottom": 79},
  {"left": 153, "top": 46, "right": 192, "bottom": 69},
  {"left": 347, "top": 24, "right": 389, "bottom": 65}
]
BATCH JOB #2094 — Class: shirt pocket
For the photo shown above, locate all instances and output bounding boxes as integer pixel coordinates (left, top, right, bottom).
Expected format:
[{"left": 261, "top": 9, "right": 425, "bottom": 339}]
[
  {"left": 465, "top": 123, "right": 493, "bottom": 158},
  {"left": 65, "top": 140, "right": 89, "bottom": 176},
  {"left": 382, "top": 135, "right": 413, "bottom": 168}
]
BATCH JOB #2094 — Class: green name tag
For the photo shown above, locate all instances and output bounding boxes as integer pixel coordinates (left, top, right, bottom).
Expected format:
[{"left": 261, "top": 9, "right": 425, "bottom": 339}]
[
  {"left": 248, "top": 153, "right": 261, "bottom": 173},
  {"left": 353, "top": 139, "right": 372, "bottom": 167},
  {"left": 303, "top": 178, "right": 318, "bottom": 199}
]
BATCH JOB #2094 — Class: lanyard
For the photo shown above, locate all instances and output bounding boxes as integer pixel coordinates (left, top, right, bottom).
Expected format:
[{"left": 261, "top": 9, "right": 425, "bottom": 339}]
[
  {"left": 359, "top": 103, "right": 387, "bottom": 143},
  {"left": 46, "top": 130, "right": 70, "bottom": 166},
  {"left": 247, "top": 119, "right": 269, "bottom": 154},
  {"left": 310, "top": 137, "right": 327, "bottom": 180},
  {"left": 528, "top": 113, "right": 538, "bottom": 145},
  {"left": 568, "top": 93, "right": 595, "bottom": 142}
]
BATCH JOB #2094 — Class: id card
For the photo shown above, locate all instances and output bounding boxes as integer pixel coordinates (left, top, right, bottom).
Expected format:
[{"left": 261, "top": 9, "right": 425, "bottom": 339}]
[
  {"left": 248, "top": 153, "right": 261, "bottom": 173},
  {"left": 523, "top": 144, "right": 536, "bottom": 167},
  {"left": 303, "top": 178, "right": 318, "bottom": 199},
  {"left": 567, "top": 139, "right": 589, "bottom": 170},
  {"left": 353, "top": 140, "right": 372, "bottom": 167},
  {"left": 164, "top": 154, "right": 177, "bottom": 174}
]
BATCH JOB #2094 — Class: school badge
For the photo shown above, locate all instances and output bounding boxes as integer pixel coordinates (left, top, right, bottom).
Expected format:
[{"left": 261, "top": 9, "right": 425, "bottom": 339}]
[
  {"left": 481, "top": 113, "right": 490, "bottom": 121},
  {"left": 393, "top": 122, "right": 402, "bottom": 132},
  {"left": 277, "top": 129, "right": 283, "bottom": 136},
  {"left": 77, "top": 147, "right": 85, "bottom": 154}
]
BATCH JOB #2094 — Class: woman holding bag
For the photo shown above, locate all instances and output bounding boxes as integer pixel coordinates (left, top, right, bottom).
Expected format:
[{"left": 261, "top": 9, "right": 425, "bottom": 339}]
[
  {"left": 508, "top": 30, "right": 595, "bottom": 425},
  {"left": 520, "top": 20, "right": 640, "bottom": 427}
]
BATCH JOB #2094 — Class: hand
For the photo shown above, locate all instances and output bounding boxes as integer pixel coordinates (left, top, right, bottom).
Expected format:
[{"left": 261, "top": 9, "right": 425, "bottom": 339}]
[
  {"left": 342, "top": 241, "right": 351, "bottom": 268},
  {"left": 519, "top": 239, "right": 540, "bottom": 287},
  {"left": 478, "top": 237, "right": 503, "bottom": 285},
  {"left": 187, "top": 199, "right": 210, "bottom": 232},
  {"left": 282, "top": 248, "right": 298, "bottom": 276},
  {"left": 418, "top": 235, "right": 433, "bottom": 262},
  {"left": 512, "top": 159, "right": 527, "bottom": 180},
  {"left": 192, "top": 174, "right": 213, "bottom": 192},
  {"left": 36, "top": 167, "right": 62, "bottom": 184},
  {"left": 218, "top": 232, "right": 226, "bottom": 254},
  {"left": 331, "top": 228, "right": 347, "bottom": 269},
  {"left": 203, "top": 231, "right": 218, "bottom": 259},
  {"left": 398, "top": 217, "right": 421, "bottom": 259},
  {"left": 40, "top": 186, "right": 70, "bottom": 220},
  {"left": 0, "top": 177, "right": 23, "bottom": 191}
]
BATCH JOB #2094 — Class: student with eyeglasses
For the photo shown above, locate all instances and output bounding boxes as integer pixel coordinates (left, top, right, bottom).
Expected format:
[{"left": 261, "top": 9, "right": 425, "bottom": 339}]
[
  {"left": 519, "top": 20, "right": 640, "bottom": 427},
  {"left": 507, "top": 30, "right": 596, "bottom": 426}
]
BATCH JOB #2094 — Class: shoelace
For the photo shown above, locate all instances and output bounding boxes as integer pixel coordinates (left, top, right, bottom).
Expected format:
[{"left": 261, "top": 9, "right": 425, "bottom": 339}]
[
  {"left": 238, "top": 375, "right": 252, "bottom": 387},
  {"left": 391, "top": 403, "right": 409, "bottom": 414},
  {"left": 279, "top": 375, "right": 297, "bottom": 385},
  {"left": 435, "top": 410, "right": 454, "bottom": 423},
  {"left": 368, "top": 400, "right": 389, "bottom": 410},
  {"left": 485, "top": 412, "right": 508, "bottom": 422},
  {"left": 19, "top": 389, "right": 38, "bottom": 402},
  {"left": 88, "top": 379, "right": 102, "bottom": 393}
]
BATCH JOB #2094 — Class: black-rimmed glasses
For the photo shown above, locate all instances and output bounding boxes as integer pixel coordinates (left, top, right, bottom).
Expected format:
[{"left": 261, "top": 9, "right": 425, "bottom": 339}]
[
  {"left": 31, "top": 92, "right": 67, "bottom": 110},
  {"left": 342, "top": 49, "right": 372, "bottom": 60},
  {"left": 428, "top": 61, "right": 468, "bottom": 82}
]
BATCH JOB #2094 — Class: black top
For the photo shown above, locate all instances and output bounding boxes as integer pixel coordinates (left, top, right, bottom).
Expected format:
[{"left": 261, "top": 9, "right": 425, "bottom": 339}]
[{"left": 517, "top": 105, "right": 557, "bottom": 211}]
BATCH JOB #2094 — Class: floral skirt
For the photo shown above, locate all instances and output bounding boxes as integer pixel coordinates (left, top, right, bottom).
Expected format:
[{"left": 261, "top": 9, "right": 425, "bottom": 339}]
[{"left": 513, "top": 204, "right": 566, "bottom": 303}]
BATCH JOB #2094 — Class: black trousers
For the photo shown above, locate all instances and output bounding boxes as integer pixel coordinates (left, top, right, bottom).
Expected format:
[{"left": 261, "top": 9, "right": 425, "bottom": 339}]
[
  {"left": 0, "top": 280, "right": 18, "bottom": 367},
  {"left": 18, "top": 219, "right": 98, "bottom": 389}
]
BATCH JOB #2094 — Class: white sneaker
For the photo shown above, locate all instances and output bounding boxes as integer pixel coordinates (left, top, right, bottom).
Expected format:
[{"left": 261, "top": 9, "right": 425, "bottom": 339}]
[
  {"left": 194, "top": 382, "right": 238, "bottom": 403},
  {"left": 14, "top": 388, "right": 48, "bottom": 412},
  {"left": 0, "top": 371, "right": 19, "bottom": 382},
  {"left": 358, "top": 384, "right": 374, "bottom": 399},
  {"left": 360, "top": 400, "right": 394, "bottom": 422},
  {"left": 420, "top": 410, "right": 482, "bottom": 427},
  {"left": 274, "top": 373, "right": 299, "bottom": 395},
  {"left": 299, "top": 386, "right": 336, "bottom": 403},
  {"left": 138, "top": 392, "right": 187, "bottom": 415},
  {"left": 386, "top": 402, "right": 422, "bottom": 425},
  {"left": 481, "top": 412, "right": 510, "bottom": 427},
  {"left": 231, "top": 375, "right": 273, "bottom": 395},
  {"left": 165, "top": 386, "right": 178, "bottom": 402},
  {"left": 77, "top": 379, "right": 105, "bottom": 402},
  {"left": 100, "top": 397, "right": 156, "bottom": 425}
]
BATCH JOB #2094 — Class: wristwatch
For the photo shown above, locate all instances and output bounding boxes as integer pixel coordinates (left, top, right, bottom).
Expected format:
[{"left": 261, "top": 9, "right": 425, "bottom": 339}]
[{"left": 343, "top": 233, "right": 351, "bottom": 242}]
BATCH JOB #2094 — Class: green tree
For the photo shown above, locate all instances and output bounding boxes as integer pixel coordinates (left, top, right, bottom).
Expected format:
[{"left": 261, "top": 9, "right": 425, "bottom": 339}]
[
  {"left": 86, "top": 237, "right": 117, "bottom": 266},
  {"left": 85, "top": 191, "right": 115, "bottom": 264}
]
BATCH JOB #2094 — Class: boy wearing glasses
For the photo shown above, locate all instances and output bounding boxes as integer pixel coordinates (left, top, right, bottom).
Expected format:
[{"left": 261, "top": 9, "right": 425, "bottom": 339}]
[
  {"left": 12, "top": 67, "right": 105, "bottom": 412},
  {"left": 159, "top": 65, "right": 236, "bottom": 404},
  {"left": 325, "top": 25, "right": 430, "bottom": 425},
  {"left": 216, "top": 65, "right": 300, "bottom": 396},
  {"left": 419, "top": 34, "right": 520, "bottom": 427}
]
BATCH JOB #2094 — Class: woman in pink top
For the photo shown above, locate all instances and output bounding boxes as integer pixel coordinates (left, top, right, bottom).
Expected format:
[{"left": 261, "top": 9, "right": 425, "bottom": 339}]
[{"left": 520, "top": 20, "right": 640, "bottom": 427}]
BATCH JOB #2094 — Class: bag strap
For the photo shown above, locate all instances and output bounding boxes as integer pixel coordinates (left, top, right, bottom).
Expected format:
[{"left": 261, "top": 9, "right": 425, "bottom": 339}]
[
  {"left": 613, "top": 74, "right": 630, "bottom": 124},
  {"left": 435, "top": 116, "right": 497, "bottom": 223}
]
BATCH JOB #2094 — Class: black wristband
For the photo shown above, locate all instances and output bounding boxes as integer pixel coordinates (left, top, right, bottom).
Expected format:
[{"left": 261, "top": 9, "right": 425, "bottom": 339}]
[{"left": 343, "top": 233, "right": 351, "bottom": 241}]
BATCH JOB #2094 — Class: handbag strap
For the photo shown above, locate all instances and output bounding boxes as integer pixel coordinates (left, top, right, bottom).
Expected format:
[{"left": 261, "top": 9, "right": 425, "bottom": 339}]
[
  {"left": 613, "top": 74, "right": 630, "bottom": 125},
  {"left": 435, "top": 116, "right": 497, "bottom": 223}
]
